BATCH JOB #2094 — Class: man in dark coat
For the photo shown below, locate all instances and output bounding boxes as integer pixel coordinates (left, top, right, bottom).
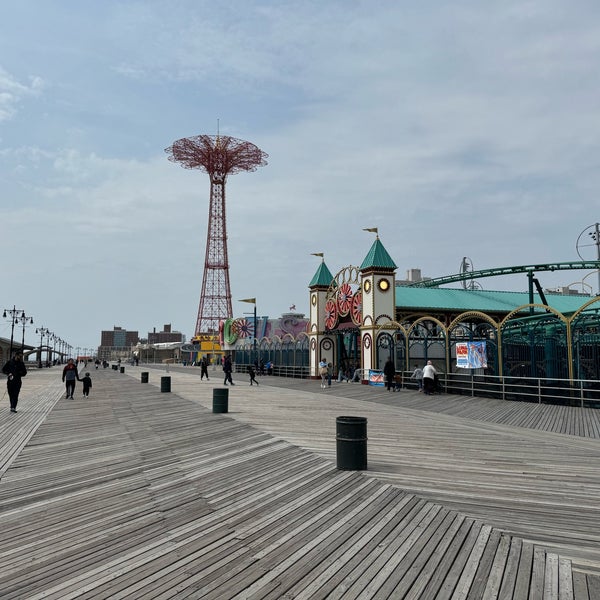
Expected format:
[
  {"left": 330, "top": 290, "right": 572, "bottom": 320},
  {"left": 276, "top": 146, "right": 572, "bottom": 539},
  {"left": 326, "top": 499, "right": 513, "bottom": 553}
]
[
  {"left": 383, "top": 358, "right": 396, "bottom": 392},
  {"left": 223, "top": 355, "right": 234, "bottom": 385},
  {"left": 2, "top": 351, "right": 27, "bottom": 413},
  {"left": 200, "top": 356, "right": 209, "bottom": 381}
]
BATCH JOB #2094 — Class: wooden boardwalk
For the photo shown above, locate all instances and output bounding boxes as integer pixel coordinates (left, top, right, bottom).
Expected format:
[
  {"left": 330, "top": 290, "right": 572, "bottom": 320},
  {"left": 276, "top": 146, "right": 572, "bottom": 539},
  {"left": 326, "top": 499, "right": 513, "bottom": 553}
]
[{"left": 0, "top": 366, "right": 599, "bottom": 598}]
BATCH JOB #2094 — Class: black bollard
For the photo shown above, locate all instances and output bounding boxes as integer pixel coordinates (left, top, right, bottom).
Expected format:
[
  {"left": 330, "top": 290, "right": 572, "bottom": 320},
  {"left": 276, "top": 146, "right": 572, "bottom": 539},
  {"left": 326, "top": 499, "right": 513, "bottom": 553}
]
[
  {"left": 336, "top": 416, "right": 367, "bottom": 470},
  {"left": 120, "top": 366, "right": 125, "bottom": 374},
  {"left": 141, "top": 372, "right": 149, "bottom": 383},
  {"left": 161, "top": 376, "right": 171, "bottom": 393},
  {"left": 213, "top": 388, "right": 229, "bottom": 413}
]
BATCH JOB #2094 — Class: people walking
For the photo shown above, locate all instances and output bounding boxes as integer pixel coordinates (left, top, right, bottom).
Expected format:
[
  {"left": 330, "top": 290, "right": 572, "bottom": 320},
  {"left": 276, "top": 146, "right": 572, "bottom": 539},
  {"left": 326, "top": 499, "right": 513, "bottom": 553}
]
[
  {"left": 319, "top": 359, "right": 328, "bottom": 389},
  {"left": 200, "top": 356, "right": 209, "bottom": 380},
  {"left": 81, "top": 372, "right": 93, "bottom": 397},
  {"left": 383, "top": 358, "right": 396, "bottom": 392},
  {"left": 422, "top": 360, "right": 437, "bottom": 395},
  {"left": 248, "top": 365, "right": 259, "bottom": 386},
  {"left": 223, "top": 355, "right": 234, "bottom": 385},
  {"left": 411, "top": 364, "right": 424, "bottom": 392},
  {"left": 62, "top": 358, "right": 80, "bottom": 399},
  {"left": 2, "top": 351, "right": 27, "bottom": 413}
]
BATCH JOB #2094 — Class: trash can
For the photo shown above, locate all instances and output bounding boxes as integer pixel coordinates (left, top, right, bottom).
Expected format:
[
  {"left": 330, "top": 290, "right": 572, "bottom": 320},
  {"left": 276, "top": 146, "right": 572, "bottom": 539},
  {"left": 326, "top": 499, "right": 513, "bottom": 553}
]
[
  {"left": 213, "top": 388, "right": 229, "bottom": 413},
  {"left": 120, "top": 366, "right": 125, "bottom": 374},
  {"left": 336, "top": 416, "right": 367, "bottom": 470},
  {"left": 141, "top": 372, "right": 149, "bottom": 383},
  {"left": 161, "top": 376, "right": 171, "bottom": 393},
  {"left": 112, "top": 364, "right": 118, "bottom": 370}
]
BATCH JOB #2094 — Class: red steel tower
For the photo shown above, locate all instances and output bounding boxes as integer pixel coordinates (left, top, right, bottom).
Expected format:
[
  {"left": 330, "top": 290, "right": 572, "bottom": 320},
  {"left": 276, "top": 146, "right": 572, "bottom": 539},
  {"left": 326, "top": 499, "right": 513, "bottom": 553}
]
[{"left": 165, "top": 134, "right": 268, "bottom": 336}]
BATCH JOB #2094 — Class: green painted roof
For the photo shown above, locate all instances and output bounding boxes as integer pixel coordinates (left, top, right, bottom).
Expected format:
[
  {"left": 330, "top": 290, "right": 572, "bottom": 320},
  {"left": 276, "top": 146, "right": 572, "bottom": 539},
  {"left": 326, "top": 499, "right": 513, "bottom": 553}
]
[
  {"left": 309, "top": 261, "right": 334, "bottom": 287},
  {"left": 360, "top": 238, "right": 397, "bottom": 270},
  {"left": 395, "top": 286, "right": 595, "bottom": 315}
]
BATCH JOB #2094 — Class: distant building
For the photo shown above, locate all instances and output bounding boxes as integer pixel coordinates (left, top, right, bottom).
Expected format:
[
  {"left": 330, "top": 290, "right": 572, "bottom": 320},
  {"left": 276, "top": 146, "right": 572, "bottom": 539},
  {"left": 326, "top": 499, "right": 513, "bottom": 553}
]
[
  {"left": 98, "top": 326, "right": 140, "bottom": 361},
  {"left": 544, "top": 286, "right": 591, "bottom": 297},
  {"left": 148, "top": 324, "right": 185, "bottom": 344},
  {"left": 395, "top": 268, "right": 432, "bottom": 286}
]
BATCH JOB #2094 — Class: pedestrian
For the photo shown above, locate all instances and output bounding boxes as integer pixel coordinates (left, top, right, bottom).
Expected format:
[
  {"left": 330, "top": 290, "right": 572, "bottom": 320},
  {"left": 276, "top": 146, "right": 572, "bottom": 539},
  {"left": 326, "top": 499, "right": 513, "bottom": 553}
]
[
  {"left": 383, "top": 357, "right": 396, "bottom": 391},
  {"left": 337, "top": 366, "right": 350, "bottom": 383},
  {"left": 62, "top": 358, "right": 80, "bottom": 398},
  {"left": 318, "top": 358, "right": 328, "bottom": 389},
  {"left": 411, "top": 364, "right": 424, "bottom": 392},
  {"left": 200, "top": 356, "right": 209, "bottom": 381},
  {"left": 327, "top": 363, "right": 333, "bottom": 387},
  {"left": 223, "top": 355, "right": 234, "bottom": 385},
  {"left": 2, "top": 351, "right": 27, "bottom": 413},
  {"left": 81, "top": 372, "right": 93, "bottom": 397},
  {"left": 422, "top": 360, "right": 437, "bottom": 395},
  {"left": 248, "top": 365, "right": 259, "bottom": 386}
]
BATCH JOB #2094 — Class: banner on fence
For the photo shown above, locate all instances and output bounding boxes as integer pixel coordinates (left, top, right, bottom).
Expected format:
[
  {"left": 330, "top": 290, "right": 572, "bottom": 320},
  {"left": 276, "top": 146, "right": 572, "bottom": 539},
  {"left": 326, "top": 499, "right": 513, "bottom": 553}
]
[
  {"left": 456, "top": 341, "right": 488, "bottom": 369},
  {"left": 368, "top": 370, "right": 385, "bottom": 386}
]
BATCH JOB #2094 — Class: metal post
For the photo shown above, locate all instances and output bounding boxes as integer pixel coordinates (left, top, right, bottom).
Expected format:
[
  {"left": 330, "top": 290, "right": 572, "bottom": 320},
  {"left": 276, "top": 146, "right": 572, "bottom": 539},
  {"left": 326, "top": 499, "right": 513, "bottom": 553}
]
[
  {"left": 36, "top": 327, "right": 49, "bottom": 368},
  {"left": 21, "top": 314, "right": 32, "bottom": 355},
  {"left": 595, "top": 222, "right": 600, "bottom": 295},
  {"left": 3, "top": 306, "right": 26, "bottom": 357}
]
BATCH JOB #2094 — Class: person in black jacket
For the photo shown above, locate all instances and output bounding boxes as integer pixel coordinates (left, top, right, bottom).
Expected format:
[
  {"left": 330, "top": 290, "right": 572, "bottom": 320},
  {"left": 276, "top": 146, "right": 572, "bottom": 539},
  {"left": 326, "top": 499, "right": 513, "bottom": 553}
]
[
  {"left": 223, "top": 355, "right": 234, "bottom": 385},
  {"left": 383, "top": 358, "right": 396, "bottom": 392},
  {"left": 2, "top": 351, "right": 27, "bottom": 413},
  {"left": 200, "top": 356, "right": 209, "bottom": 381}
]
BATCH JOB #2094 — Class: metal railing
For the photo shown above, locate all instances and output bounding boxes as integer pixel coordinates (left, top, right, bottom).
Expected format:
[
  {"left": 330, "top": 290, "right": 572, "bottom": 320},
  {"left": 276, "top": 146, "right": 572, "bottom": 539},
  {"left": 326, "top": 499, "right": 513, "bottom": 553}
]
[
  {"left": 233, "top": 363, "right": 600, "bottom": 408},
  {"left": 420, "top": 372, "right": 600, "bottom": 409}
]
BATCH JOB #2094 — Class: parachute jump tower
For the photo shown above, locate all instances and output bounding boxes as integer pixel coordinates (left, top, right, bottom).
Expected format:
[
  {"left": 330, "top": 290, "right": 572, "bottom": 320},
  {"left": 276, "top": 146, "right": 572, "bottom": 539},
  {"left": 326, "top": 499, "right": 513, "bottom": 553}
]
[{"left": 165, "top": 133, "right": 268, "bottom": 336}]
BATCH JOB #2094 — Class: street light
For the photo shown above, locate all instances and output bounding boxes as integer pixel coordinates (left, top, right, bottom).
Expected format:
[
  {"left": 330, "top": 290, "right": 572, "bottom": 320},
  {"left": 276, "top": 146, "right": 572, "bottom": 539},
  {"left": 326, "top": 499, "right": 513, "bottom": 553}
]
[
  {"left": 35, "top": 327, "right": 50, "bottom": 368},
  {"left": 52, "top": 335, "right": 58, "bottom": 366},
  {"left": 576, "top": 222, "right": 600, "bottom": 295},
  {"left": 3, "top": 306, "right": 27, "bottom": 357},
  {"left": 240, "top": 297, "right": 257, "bottom": 367},
  {"left": 19, "top": 313, "right": 34, "bottom": 356}
]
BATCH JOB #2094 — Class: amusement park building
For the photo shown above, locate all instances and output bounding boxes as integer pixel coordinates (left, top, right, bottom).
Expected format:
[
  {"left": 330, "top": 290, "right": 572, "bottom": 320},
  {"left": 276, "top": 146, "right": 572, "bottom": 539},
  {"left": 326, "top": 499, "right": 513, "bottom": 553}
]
[{"left": 225, "top": 235, "right": 600, "bottom": 383}]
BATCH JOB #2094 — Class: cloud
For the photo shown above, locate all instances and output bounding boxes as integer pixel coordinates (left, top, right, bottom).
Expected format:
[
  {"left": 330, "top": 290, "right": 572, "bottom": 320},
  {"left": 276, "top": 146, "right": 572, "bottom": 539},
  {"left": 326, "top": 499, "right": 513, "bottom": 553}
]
[
  {"left": 0, "top": 67, "right": 44, "bottom": 121},
  {"left": 3, "top": 0, "right": 600, "bottom": 349}
]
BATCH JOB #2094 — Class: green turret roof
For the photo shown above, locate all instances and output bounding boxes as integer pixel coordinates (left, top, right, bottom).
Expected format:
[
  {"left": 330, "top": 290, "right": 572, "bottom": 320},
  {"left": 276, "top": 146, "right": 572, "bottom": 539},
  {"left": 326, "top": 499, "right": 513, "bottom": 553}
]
[
  {"left": 360, "top": 238, "right": 397, "bottom": 271},
  {"left": 309, "top": 260, "right": 334, "bottom": 287}
]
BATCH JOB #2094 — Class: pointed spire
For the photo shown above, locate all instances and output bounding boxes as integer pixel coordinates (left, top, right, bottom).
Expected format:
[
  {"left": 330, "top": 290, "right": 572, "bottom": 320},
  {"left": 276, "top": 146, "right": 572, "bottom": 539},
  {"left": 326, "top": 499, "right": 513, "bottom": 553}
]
[
  {"left": 360, "top": 237, "right": 397, "bottom": 271},
  {"left": 309, "top": 255, "right": 334, "bottom": 287}
]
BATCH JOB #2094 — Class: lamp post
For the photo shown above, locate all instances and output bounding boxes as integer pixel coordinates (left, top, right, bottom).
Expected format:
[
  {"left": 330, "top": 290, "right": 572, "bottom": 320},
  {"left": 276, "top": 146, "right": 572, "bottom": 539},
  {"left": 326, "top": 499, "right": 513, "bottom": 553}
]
[
  {"left": 3, "top": 306, "right": 27, "bottom": 357},
  {"left": 576, "top": 222, "right": 600, "bottom": 295},
  {"left": 36, "top": 327, "right": 50, "bottom": 368},
  {"left": 20, "top": 313, "right": 33, "bottom": 356},
  {"left": 240, "top": 297, "right": 257, "bottom": 367},
  {"left": 52, "top": 335, "right": 58, "bottom": 366},
  {"left": 590, "top": 223, "right": 600, "bottom": 295}
]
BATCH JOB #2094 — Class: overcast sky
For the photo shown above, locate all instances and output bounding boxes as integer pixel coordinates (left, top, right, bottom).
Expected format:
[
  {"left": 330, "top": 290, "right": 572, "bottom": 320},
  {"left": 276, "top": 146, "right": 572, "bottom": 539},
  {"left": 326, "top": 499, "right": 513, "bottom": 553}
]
[{"left": 2, "top": 0, "right": 600, "bottom": 352}]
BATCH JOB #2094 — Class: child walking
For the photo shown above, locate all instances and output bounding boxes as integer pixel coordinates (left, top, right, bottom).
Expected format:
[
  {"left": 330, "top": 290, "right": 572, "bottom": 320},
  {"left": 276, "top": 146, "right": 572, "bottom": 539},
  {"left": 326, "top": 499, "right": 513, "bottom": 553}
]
[
  {"left": 81, "top": 372, "right": 93, "bottom": 397},
  {"left": 248, "top": 365, "right": 259, "bottom": 386}
]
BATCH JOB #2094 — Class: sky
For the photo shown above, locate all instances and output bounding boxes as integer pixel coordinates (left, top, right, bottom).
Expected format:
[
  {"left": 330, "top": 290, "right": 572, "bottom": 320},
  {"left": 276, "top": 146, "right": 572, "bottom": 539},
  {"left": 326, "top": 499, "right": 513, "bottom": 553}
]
[{"left": 2, "top": 0, "right": 600, "bottom": 353}]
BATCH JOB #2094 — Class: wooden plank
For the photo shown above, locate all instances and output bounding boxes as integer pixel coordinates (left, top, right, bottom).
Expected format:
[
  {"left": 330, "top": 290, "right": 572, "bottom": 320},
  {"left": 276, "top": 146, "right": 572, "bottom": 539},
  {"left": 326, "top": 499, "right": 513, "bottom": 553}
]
[
  {"left": 558, "top": 557, "right": 574, "bottom": 600},
  {"left": 544, "top": 553, "right": 560, "bottom": 600},
  {"left": 529, "top": 547, "right": 547, "bottom": 600},
  {"left": 572, "top": 571, "right": 589, "bottom": 600},
  {"left": 482, "top": 533, "right": 512, "bottom": 600},
  {"left": 497, "top": 537, "right": 523, "bottom": 600}
]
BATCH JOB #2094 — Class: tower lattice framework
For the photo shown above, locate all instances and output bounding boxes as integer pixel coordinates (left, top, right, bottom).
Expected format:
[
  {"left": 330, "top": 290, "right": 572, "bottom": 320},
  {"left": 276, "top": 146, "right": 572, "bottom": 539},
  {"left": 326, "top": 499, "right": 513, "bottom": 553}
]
[{"left": 165, "top": 134, "right": 268, "bottom": 336}]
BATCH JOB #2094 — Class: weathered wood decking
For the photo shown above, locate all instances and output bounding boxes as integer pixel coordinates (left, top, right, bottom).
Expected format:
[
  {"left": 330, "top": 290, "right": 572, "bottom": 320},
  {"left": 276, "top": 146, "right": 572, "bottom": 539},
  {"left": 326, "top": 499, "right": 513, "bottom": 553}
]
[{"left": 1, "top": 366, "right": 599, "bottom": 598}]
